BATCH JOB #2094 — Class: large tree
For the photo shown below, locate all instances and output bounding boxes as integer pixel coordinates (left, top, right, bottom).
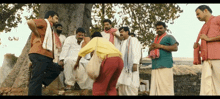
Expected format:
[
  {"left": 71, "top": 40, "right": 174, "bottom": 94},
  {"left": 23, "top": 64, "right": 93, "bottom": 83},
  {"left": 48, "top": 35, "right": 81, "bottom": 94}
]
[
  {"left": 0, "top": 4, "right": 92, "bottom": 88},
  {"left": 0, "top": 3, "right": 182, "bottom": 88}
]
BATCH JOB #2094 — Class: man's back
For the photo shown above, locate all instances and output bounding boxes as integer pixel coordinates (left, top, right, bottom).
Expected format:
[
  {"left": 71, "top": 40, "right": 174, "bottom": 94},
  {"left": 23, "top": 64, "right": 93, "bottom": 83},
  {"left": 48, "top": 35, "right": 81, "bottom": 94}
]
[
  {"left": 78, "top": 37, "right": 122, "bottom": 60},
  {"left": 29, "top": 19, "right": 54, "bottom": 59}
]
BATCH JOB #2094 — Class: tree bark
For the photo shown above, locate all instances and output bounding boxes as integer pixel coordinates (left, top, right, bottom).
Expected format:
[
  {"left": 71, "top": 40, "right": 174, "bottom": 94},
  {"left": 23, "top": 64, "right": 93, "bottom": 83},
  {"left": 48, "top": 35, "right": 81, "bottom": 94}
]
[
  {"left": 0, "top": 4, "right": 92, "bottom": 88},
  {"left": 0, "top": 54, "right": 18, "bottom": 86}
]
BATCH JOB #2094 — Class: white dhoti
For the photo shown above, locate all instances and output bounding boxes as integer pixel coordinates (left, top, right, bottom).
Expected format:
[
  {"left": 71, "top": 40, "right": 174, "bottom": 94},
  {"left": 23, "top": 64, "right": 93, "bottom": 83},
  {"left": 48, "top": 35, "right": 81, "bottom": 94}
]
[
  {"left": 118, "top": 84, "right": 138, "bottom": 95},
  {"left": 200, "top": 60, "right": 220, "bottom": 95},
  {"left": 64, "top": 58, "right": 94, "bottom": 89},
  {"left": 150, "top": 68, "right": 174, "bottom": 95},
  {"left": 117, "top": 66, "right": 140, "bottom": 96}
]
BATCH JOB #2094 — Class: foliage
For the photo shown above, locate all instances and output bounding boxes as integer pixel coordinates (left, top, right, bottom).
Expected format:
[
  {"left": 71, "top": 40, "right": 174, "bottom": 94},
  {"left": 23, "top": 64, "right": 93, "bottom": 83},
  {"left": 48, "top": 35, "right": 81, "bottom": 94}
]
[
  {"left": 91, "top": 3, "right": 183, "bottom": 47},
  {"left": 0, "top": 3, "right": 182, "bottom": 47},
  {"left": 0, "top": 4, "right": 40, "bottom": 33}
]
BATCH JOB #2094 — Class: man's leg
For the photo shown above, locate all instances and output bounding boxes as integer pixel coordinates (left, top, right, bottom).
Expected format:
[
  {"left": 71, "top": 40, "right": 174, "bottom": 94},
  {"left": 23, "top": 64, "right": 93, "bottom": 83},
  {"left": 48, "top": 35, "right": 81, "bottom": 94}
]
[
  {"left": 155, "top": 68, "right": 174, "bottom": 95},
  {"left": 64, "top": 59, "right": 76, "bottom": 89},
  {"left": 107, "top": 57, "right": 123, "bottom": 95},
  {"left": 28, "top": 54, "right": 48, "bottom": 95},
  {"left": 209, "top": 60, "right": 220, "bottom": 95},
  {"left": 92, "top": 57, "right": 116, "bottom": 95},
  {"left": 42, "top": 62, "right": 62, "bottom": 86},
  {"left": 149, "top": 69, "right": 157, "bottom": 95},
  {"left": 200, "top": 61, "right": 212, "bottom": 95}
]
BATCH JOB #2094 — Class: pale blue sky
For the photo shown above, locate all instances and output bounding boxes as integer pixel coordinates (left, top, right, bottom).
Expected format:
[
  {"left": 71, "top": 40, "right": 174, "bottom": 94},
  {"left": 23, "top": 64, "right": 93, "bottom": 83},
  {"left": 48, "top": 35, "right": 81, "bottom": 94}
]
[{"left": 168, "top": 4, "right": 220, "bottom": 58}]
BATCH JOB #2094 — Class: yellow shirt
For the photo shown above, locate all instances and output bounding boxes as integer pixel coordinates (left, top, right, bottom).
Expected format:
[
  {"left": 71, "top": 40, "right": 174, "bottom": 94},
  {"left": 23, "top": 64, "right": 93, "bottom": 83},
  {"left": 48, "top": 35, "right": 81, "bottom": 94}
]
[{"left": 78, "top": 37, "right": 122, "bottom": 59}]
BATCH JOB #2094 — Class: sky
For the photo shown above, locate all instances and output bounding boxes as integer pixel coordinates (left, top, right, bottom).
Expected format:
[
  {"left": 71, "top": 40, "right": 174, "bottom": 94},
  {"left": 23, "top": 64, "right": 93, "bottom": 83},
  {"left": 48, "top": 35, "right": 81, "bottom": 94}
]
[
  {"left": 1, "top": 3, "right": 220, "bottom": 67},
  {"left": 167, "top": 3, "right": 220, "bottom": 58}
]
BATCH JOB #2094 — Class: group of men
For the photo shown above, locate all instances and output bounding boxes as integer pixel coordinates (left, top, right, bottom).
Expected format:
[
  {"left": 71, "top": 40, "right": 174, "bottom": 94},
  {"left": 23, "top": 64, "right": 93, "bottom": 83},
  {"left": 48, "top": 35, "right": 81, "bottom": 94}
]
[
  {"left": 27, "top": 4, "right": 220, "bottom": 96},
  {"left": 27, "top": 10, "right": 142, "bottom": 96}
]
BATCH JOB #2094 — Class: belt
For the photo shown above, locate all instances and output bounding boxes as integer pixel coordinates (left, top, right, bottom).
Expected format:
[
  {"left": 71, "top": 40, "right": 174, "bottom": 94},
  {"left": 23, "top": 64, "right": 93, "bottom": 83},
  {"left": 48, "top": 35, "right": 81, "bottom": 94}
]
[{"left": 104, "top": 53, "right": 122, "bottom": 60}]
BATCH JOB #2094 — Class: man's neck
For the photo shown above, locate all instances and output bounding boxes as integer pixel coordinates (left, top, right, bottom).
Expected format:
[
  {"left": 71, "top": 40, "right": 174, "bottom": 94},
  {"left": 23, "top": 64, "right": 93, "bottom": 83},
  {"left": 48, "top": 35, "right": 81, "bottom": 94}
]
[
  {"left": 157, "top": 33, "right": 165, "bottom": 38},
  {"left": 47, "top": 19, "right": 53, "bottom": 27},
  {"left": 77, "top": 40, "right": 81, "bottom": 45},
  {"left": 124, "top": 35, "right": 129, "bottom": 40},
  {"left": 205, "top": 14, "right": 212, "bottom": 23}
]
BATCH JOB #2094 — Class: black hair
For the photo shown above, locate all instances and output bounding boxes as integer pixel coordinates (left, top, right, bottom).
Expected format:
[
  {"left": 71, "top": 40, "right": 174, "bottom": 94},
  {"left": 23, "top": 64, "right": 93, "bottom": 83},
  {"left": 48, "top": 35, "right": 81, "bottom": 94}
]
[
  {"left": 119, "top": 26, "right": 130, "bottom": 35},
  {"left": 55, "top": 23, "right": 62, "bottom": 28},
  {"left": 155, "top": 21, "right": 167, "bottom": 28},
  {"left": 195, "top": 5, "right": 212, "bottom": 14},
  {"left": 91, "top": 32, "right": 102, "bottom": 38},
  {"left": 76, "top": 27, "right": 86, "bottom": 34},
  {"left": 103, "top": 19, "right": 112, "bottom": 24},
  {"left": 44, "top": 11, "right": 59, "bottom": 19},
  {"left": 129, "top": 33, "right": 136, "bottom": 37}
]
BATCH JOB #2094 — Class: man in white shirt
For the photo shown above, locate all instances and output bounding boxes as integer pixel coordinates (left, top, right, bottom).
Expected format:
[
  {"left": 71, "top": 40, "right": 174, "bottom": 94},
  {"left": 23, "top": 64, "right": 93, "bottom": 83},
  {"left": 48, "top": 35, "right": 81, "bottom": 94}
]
[
  {"left": 59, "top": 27, "right": 93, "bottom": 90},
  {"left": 100, "top": 19, "right": 123, "bottom": 50},
  {"left": 116, "top": 27, "right": 142, "bottom": 95}
]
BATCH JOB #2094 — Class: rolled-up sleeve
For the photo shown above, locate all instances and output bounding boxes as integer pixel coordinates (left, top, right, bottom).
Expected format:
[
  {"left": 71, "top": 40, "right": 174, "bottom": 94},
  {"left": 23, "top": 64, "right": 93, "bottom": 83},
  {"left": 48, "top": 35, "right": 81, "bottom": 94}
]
[{"left": 59, "top": 37, "right": 71, "bottom": 60}]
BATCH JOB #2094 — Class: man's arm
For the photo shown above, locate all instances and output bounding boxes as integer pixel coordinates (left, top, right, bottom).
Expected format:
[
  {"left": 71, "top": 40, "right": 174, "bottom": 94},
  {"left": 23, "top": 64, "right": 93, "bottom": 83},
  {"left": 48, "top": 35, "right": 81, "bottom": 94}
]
[
  {"left": 114, "top": 33, "right": 123, "bottom": 40},
  {"left": 200, "top": 34, "right": 220, "bottom": 42},
  {"left": 161, "top": 43, "right": 178, "bottom": 51},
  {"left": 153, "top": 43, "right": 178, "bottom": 52},
  {"left": 27, "top": 19, "right": 40, "bottom": 38},
  {"left": 74, "top": 56, "right": 82, "bottom": 70},
  {"left": 59, "top": 37, "right": 71, "bottom": 61},
  {"left": 131, "top": 38, "right": 142, "bottom": 72},
  {"left": 113, "top": 31, "right": 123, "bottom": 40}
]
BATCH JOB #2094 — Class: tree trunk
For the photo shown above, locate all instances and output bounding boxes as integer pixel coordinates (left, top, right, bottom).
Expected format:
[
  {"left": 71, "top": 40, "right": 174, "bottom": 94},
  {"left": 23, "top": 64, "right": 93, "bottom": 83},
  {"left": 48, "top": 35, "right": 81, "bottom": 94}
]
[
  {"left": 0, "top": 54, "right": 18, "bottom": 86},
  {"left": 0, "top": 4, "right": 92, "bottom": 88}
]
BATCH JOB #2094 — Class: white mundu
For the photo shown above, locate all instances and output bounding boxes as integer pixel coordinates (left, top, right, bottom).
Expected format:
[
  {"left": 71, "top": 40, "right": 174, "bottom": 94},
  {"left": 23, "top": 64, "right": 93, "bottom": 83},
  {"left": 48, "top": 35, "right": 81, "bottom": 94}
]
[
  {"left": 200, "top": 60, "right": 220, "bottom": 95},
  {"left": 59, "top": 35, "right": 93, "bottom": 89}
]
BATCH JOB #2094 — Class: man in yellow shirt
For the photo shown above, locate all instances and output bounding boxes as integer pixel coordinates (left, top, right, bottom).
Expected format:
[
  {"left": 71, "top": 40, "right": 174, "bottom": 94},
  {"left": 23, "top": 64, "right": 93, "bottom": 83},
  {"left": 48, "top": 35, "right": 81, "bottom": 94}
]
[{"left": 74, "top": 32, "right": 123, "bottom": 96}]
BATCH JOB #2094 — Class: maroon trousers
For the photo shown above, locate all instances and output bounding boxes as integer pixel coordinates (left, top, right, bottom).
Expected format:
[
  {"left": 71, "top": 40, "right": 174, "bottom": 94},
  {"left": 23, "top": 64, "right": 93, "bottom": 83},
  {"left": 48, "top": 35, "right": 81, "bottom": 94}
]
[{"left": 92, "top": 56, "right": 123, "bottom": 96}]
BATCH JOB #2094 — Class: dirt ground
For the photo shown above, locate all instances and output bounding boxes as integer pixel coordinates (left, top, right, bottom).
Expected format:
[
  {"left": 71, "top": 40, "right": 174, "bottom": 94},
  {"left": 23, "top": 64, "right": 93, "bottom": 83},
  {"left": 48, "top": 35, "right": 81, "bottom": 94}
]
[{"left": 0, "top": 87, "right": 149, "bottom": 96}]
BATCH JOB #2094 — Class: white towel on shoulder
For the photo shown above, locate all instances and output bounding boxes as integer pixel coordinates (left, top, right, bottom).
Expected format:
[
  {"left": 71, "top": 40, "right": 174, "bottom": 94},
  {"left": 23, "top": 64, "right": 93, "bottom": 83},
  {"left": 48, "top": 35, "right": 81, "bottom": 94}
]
[{"left": 42, "top": 19, "right": 53, "bottom": 51}]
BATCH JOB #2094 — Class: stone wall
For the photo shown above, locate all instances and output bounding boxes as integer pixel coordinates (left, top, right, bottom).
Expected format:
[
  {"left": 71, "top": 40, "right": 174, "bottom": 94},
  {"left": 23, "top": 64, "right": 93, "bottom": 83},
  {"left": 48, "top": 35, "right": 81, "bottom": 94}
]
[{"left": 140, "top": 66, "right": 202, "bottom": 96}]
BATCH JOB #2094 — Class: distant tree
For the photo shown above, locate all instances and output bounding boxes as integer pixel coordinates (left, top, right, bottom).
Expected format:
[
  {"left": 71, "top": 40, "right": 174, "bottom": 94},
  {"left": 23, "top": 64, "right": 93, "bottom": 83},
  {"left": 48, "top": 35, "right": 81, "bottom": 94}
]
[
  {"left": 0, "top": 4, "right": 40, "bottom": 33},
  {"left": 91, "top": 3, "right": 183, "bottom": 47}
]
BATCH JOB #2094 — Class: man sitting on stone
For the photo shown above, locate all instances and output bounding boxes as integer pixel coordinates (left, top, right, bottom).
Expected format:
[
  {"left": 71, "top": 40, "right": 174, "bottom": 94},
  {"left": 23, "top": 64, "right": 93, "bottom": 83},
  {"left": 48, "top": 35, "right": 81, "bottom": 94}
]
[{"left": 59, "top": 27, "right": 93, "bottom": 91}]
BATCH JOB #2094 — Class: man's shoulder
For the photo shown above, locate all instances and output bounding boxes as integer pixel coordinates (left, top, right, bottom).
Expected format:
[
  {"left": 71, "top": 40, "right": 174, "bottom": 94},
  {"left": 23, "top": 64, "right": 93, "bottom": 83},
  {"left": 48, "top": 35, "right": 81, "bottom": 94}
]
[
  {"left": 215, "top": 15, "right": 220, "bottom": 19},
  {"left": 65, "top": 35, "right": 75, "bottom": 42},
  {"left": 66, "top": 35, "right": 75, "bottom": 39},
  {"left": 33, "top": 18, "right": 45, "bottom": 23},
  {"left": 164, "top": 34, "right": 176, "bottom": 39},
  {"left": 213, "top": 15, "right": 220, "bottom": 23},
  {"left": 59, "top": 34, "right": 66, "bottom": 38}
]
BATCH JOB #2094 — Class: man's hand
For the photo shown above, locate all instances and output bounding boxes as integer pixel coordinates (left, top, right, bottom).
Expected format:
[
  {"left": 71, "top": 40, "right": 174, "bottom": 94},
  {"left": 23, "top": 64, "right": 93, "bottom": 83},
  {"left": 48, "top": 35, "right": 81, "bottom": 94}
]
[
  {"left": 193, "top": 42, "right": 200, "bottom": 49},
  {"left": 151, "top": 43, "right": 163, "bottom": 49},
  {"left": 74, "top": 62, "right": 79, "bottom": 70},
  {"left": 132, "top": 64, "right": 138, "bottom": 72},
  {"left": 58, "top": 60, "right": 64, "bottom": 68},
  {"left": 113, "top": 32, "right": 123, "bottom": 40},
  {"left": 200, "top": 34, "right": 210, "bottom": 41},
  {"left": 152, "top": 43, "right": 162, "bottom": 49},
  {"left": 33, "top": 37, "right": 42, "bottom": 44}
]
